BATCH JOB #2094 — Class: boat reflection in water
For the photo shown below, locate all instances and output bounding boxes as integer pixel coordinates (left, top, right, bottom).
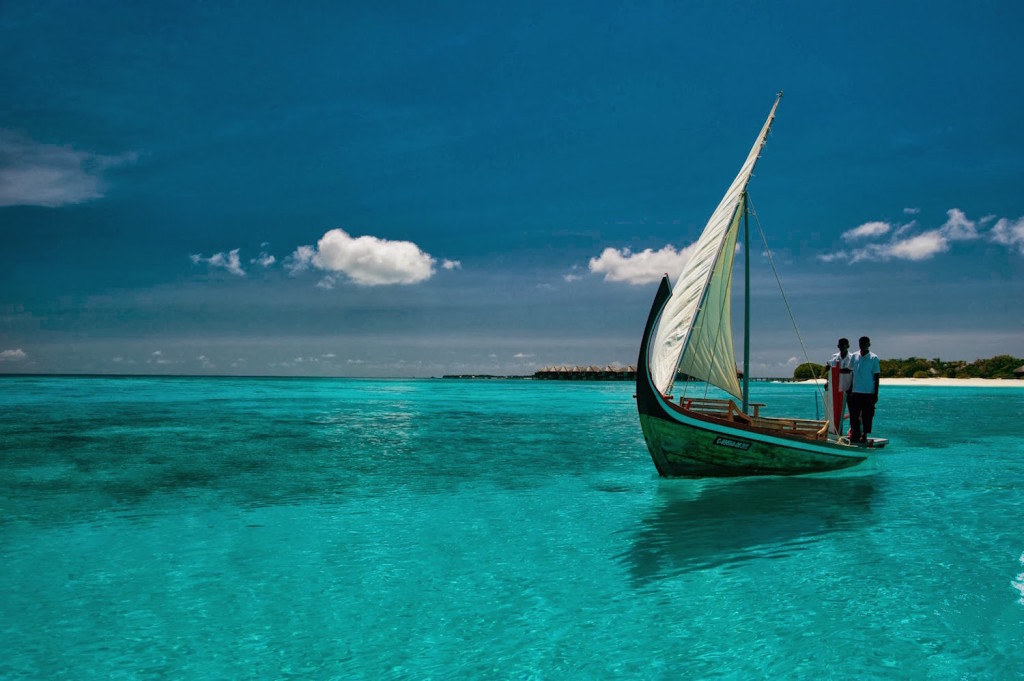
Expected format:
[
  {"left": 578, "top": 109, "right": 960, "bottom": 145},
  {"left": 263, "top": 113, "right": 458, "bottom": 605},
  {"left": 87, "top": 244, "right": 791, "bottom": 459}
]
[{"left": 618, "top": 474, "right": 878, "bottom": 586}]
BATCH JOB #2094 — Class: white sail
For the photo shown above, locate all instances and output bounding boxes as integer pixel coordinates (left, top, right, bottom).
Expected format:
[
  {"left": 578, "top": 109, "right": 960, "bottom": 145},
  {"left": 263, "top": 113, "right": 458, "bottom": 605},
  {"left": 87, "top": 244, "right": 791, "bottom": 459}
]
[{"left": 649, "top": 94, "right": 781, "bottom": 397}]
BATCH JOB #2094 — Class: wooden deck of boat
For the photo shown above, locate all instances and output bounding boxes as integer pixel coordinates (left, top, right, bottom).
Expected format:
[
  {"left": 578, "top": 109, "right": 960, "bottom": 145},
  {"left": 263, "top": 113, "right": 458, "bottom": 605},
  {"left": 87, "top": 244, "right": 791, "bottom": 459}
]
[{"left": 674, "top": 396, "right": 827, "bottom": 440}]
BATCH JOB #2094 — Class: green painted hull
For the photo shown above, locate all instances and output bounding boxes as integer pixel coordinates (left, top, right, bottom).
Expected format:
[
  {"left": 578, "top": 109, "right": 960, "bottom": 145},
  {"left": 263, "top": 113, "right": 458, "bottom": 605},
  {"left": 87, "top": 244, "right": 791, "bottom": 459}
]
[{"left": 639, "top": 412, "right": 865, "bottom": 478}]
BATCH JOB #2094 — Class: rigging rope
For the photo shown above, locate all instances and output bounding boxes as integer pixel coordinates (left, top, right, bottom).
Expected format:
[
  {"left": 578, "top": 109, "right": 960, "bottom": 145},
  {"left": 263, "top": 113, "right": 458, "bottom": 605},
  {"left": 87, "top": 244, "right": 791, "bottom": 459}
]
[{"left": 746, "top": 196, "right": 828, "bottom": 408}]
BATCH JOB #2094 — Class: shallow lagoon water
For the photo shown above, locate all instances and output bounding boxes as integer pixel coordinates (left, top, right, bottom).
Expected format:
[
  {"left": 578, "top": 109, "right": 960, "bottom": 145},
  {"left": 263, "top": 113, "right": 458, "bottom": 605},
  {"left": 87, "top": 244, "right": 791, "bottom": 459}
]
[{"left": 1, "top": 377, "right": 1022, "bottom": 678}]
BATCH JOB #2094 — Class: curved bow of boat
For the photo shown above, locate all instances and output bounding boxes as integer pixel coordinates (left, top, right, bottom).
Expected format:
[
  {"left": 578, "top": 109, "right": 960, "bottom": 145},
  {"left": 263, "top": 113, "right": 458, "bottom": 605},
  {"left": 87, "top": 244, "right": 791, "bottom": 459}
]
[
  {"left": 634, "top": 275, "right": 677, "bottom": 476},
  {"left": 635, "top": 276, "right": 674, "bottom": 423}
]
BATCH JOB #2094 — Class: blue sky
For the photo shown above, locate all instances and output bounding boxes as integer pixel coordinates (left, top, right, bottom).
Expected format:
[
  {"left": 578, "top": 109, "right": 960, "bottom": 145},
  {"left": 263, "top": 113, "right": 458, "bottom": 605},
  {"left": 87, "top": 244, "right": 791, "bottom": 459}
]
[{"left": 2, "top": 0, "right": 1022, "bottom": 377}]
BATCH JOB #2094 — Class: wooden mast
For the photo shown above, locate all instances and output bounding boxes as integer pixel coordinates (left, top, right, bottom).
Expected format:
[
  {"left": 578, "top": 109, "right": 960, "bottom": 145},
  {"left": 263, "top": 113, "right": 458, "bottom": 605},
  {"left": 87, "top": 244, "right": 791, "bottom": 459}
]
[{"left": 742, "top": 192, "right": 751, "bottom": 414}]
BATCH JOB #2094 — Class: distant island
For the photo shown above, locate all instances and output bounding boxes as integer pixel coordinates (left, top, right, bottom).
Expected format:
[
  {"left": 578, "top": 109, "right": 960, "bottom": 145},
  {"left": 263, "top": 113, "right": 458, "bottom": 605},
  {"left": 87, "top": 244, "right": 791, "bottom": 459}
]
[
  {"left": 446, "top": 366, "right": 796, "bottom": 381},
  {"left": 443, "top": 366, "right": 638, "bottom": 380},
  {"left": 795, "top": 354, "right": 1024, "bottom": 380}
]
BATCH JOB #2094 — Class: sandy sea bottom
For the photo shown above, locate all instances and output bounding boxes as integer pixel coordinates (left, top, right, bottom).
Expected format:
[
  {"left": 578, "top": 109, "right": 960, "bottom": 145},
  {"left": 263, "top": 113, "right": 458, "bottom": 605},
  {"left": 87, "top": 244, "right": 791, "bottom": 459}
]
[{"left": 1, "top": 377, "right": 1023, "bottom": 679}]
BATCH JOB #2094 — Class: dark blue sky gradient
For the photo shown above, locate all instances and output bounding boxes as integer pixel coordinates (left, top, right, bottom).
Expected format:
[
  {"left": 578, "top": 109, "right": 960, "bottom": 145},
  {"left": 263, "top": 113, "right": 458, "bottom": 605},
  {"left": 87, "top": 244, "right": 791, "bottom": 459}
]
[{"left": 2, "top": 1, "right": 1022, "bottom": 376}]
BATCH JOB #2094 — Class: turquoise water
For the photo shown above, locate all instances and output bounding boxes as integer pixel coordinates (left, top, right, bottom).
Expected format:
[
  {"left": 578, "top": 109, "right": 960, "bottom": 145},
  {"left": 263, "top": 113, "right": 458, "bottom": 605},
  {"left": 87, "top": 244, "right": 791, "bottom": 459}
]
[{"left": 1, "top": 376, "right": 1023, "bottom": 679}]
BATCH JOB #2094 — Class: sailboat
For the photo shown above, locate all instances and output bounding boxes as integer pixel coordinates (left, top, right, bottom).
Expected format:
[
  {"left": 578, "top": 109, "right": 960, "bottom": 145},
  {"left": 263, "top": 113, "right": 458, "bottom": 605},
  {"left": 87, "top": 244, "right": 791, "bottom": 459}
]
[{"left": 635, "top": 92, "right": 886, "bottom": 478}]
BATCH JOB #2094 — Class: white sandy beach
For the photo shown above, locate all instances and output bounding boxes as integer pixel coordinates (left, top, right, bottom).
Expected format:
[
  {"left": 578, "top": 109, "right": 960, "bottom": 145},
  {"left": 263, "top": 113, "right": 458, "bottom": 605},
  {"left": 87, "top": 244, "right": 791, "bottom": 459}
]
[
  {"left": 803, "top": 377, "right": 1024, "bottom": 388},
  {"left": 880, "top": 377, "right": 1024, "bottom": 388}
]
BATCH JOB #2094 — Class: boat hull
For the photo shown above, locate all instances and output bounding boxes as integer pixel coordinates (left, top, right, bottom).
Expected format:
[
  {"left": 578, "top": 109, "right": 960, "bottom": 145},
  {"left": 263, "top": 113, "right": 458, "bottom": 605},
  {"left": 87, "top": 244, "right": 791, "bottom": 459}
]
[
  {"left": 638, "top": 411, "right": 866, "bottom": 478},
  {"left": 636, "top": 276, "right": 867, "bottom": 478}
]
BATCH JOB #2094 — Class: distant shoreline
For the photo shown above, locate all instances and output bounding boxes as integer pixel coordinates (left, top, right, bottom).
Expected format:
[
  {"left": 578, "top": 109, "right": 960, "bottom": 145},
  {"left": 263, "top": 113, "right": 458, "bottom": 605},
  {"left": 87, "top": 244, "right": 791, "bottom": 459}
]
[
  {"left": 803, "top": 377, "right": 1024, "bottom": 388},
  {"left": 2, "top": 373, "right": 1022, "bottom": 386},
  {"left": 882, "top": 377, "right": 1024, "bottom": 388}
]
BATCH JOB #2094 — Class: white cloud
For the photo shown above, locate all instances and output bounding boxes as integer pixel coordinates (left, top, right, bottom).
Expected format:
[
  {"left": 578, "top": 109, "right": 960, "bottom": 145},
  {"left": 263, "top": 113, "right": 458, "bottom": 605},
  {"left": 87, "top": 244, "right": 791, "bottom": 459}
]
[
  {"left": 315, "top": 275, "right": 337, "bottom": 290},
  {"left": 938, "top": 208, "right": 978, "bottom": 241},
  {"left": 513, "top": 352, "right": 535, "bottom": 358},
  {"left": 563, "top": 273, "right": 582, "bottom": 282},
  {"left": 251, "top": 252, "right": 276, "bottom": 267},
  {"left": 289, "top": 228, "right": 436, "bottom": 286},
  {"left": 0, "top": 130, "right": 137, "bottom": 207},
  {"left": 838, "top": 231, "right": 948, "bottom": 263},
  {"left": 822, "top": 208, "right": 1010, "bottom": 263},
  {"left": 990, "top": 216, "right": 1024, "bottom": 253},
  {"left": 191, "top": 248, "right": 246, "bottom": 276},
  {"left": 904, "top": 207, "right": 920, "bottom": 215},
  {"left": 879, "top": 231, "right": 949, "bottom": 260},
  {"left": 442, "top": 259, "right": 461, "bottom": 270},
  {"left": 286, "top": 245, "right": 317, "bottom": 275},
  {"left": 0, "top": 348, "right": 27, "bottom": 362},
  {"left": 588, "top": 243, "right": 696, "bottom": 285},
  {"left": 816, "top": 251, "right": 848, "bottom": 263},
  {"left": 893, "top": 221, "right": 916, "bottom": 237},
  {"left": 842, "top": 221, "right": 891, "bottom": 241}
]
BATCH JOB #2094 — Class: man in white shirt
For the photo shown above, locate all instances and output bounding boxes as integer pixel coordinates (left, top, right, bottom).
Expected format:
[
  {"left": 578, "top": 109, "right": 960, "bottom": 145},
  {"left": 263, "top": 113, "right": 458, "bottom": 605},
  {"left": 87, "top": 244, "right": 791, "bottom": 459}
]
[{"left": 848, "top": 336, "right": 881, "bottom": 444}]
